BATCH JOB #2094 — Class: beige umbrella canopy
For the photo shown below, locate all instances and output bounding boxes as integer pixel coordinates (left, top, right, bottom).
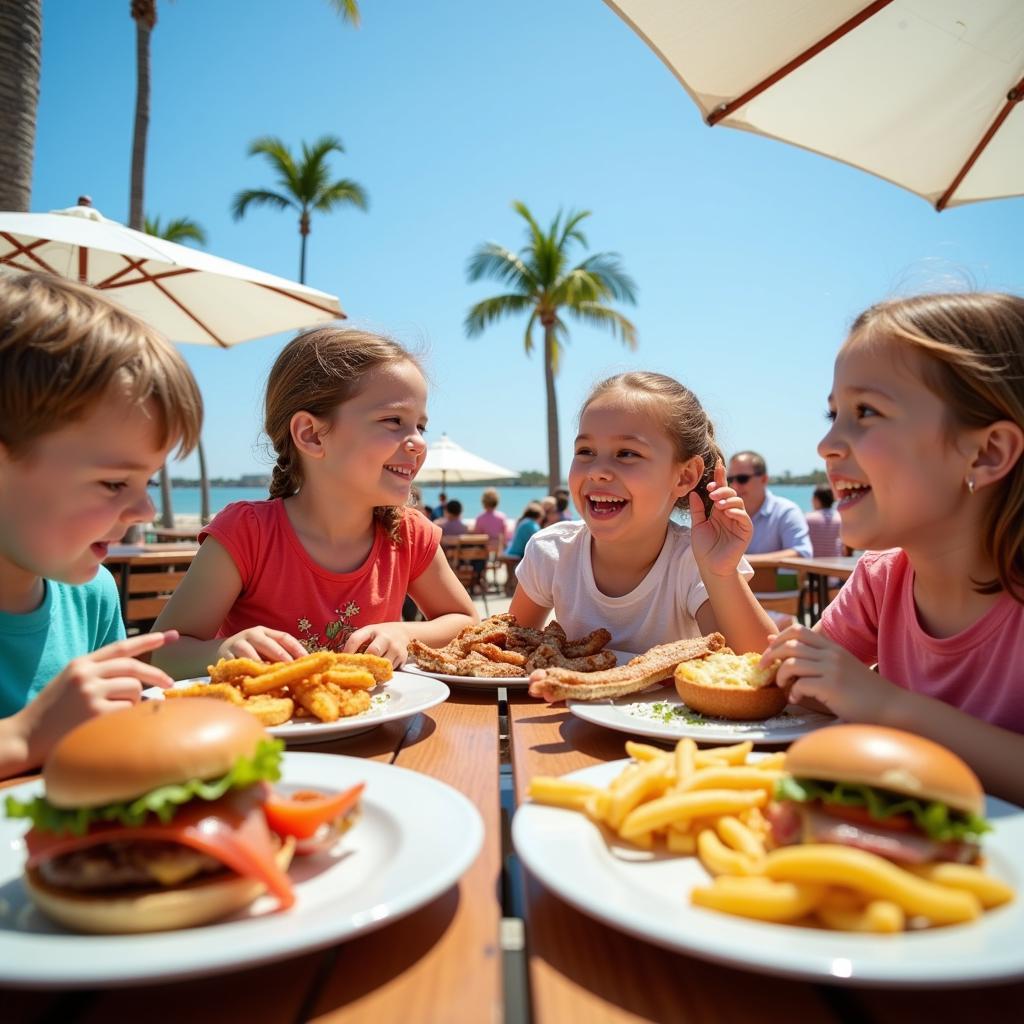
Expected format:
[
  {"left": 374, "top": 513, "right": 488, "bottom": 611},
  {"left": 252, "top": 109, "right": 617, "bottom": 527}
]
[
  {"left": 605, "top": 0, "right": 1024, "bottom": 210},
  {"left": 0, "top": 198, "right": 345, "bottom": 525},
  {"left": 0, "top": 199, "right": 343, "bottom": 345},
  {"left": 416, "top": 434, "right": 519, "bottom": 489}
]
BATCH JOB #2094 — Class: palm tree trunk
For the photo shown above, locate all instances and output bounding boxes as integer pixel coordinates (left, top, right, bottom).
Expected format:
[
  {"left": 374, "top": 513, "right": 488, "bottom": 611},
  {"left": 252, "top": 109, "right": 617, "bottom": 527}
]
[
  {"left": 298, "top": 210, "right": 310, "bottom": 284},
  {"left": 128, "top": 4, "right": 154, "bottom": 231},
  {"left": 543, "top": 324, "right": 561, "bottom": 492},
  {"left": 0, "top": 0, "right": 42, "bottom": 212},
  {"left": 198, "top": 437, "right": 211, "bottom": 524}
]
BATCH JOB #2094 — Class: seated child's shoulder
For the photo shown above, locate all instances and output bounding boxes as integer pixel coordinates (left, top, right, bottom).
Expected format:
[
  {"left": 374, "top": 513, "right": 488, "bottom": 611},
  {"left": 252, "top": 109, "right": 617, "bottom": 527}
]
[{"left": 533, "top": 518, "right": 585, "bottom": 546}]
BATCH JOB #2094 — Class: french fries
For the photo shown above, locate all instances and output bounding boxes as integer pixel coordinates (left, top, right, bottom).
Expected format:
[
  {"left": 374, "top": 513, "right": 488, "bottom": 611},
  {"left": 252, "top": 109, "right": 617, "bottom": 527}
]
[
  {"left": 165, "top": 650, "right": 393, "bottom": 725},
  {"left": 527, "top": 737, "right": 1014, "bottom": 933}
]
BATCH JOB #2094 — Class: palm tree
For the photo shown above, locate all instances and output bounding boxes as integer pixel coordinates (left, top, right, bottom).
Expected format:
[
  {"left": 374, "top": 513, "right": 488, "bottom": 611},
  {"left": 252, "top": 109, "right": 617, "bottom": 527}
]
[
  {"left": 144, "top": 214, "right": 212, "bottom": 524},
  {"left": 465, "top": 202, "right": 638, "bottom": 492},
  {"left": 0, "top": 0, "right": 42, "bottom": 211},
  {"left": 231, "top": 135, "right": 368, "bottom": 284},
  {"left": 143, "top": 214, "right": 207, "bottom": 247}
]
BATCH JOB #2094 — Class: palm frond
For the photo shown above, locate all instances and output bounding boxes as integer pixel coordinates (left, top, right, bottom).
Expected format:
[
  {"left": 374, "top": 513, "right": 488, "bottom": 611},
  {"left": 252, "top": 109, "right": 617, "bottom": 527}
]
[
  {"left": 231, "top": 188, "right": 294, "bottom": 220},
  {"left": 247, "top": 136, "right": 302, "bottom": 195},
  {"left": 464, "top": 293, "right": 533, "bottom": 337},
  {"left": 556, "top": 208, "right": 591, "bottom": 253},
  {"left": 466, "top": 243, "right": 537, "bottom": 292},
  {"left": 574, "top": 253, "right": 638, "bottom": 304},
  {"left": 523, "top": 310, "right": 538, "bottom": 356},
  {"left": 314, "top": 178, "right": 369, "bottom": 212},
  {"left": 144, "top": 214, "right": 207, "bottom": 246},
  {"left": 326, "top": 0, "right": 361, "bottom": 26},
  {"left": 565, "top": 302, "right": 638, "bottom": 349}
]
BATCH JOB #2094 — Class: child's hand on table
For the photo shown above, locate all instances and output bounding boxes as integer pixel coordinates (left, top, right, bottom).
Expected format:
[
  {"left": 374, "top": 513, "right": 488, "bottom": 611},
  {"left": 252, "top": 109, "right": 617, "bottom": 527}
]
[
  {"left": 343, "top": 623, "right": 411, "bottom": 667},
  {"left": 20, "top": 630, "right": 179, "bottom": 762},
  {"left": 761, "top": 624, "right": 903, "bottom": 722},
  {"left": 218, "top": 626, "right": 309, "bottom": 664}
]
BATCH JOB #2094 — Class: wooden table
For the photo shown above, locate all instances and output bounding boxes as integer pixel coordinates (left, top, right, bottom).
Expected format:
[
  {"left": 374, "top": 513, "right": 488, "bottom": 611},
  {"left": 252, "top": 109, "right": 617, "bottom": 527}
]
[
  {"left": 5, "top": 688, "right": 1023, "bottom": 1022},
  {"left": 2, "top": 691, "right": 502, "bottom": 1024},
  {"left": 776, "top": 555, "right": 860, "bottom": 625},
  {"left": 506, "top": 693, "right": 1024, "bottom": 1023}
]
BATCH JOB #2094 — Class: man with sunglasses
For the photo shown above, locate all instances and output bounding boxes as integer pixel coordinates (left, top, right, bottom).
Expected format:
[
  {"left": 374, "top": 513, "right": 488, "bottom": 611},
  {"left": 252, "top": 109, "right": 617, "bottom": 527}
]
[{"left": 726, "top": 451, "right": 811, "bottom": 561}]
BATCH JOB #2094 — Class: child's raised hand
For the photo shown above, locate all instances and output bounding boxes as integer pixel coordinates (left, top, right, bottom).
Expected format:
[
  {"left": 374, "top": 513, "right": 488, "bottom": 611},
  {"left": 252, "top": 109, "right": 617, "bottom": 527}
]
[
  {"left": 343, "top": 623, "right": 412, "bottom": 667},
  {"left": 218, "top": 627, "right": 309, "bottom": 665},
  {"left": 761, "top": 624, "right": 903, "bottom": 723},
  {"left": 18, "top": 631, "right": 179, "bottom": 767},
  {"left": 688, "top": 460, "right": 753, "bottom": 577}
]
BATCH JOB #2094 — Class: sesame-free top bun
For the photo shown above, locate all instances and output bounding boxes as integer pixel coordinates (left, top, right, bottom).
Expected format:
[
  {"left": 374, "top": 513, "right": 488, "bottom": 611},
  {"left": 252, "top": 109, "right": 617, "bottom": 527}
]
[
  {"left": 44, "top": 699, "right": 269, "bottom": 809},
  {"left": 673, "top": 651, "right": 788, "bottom": 721},
  {"left": 784, "top": 724, "right": 985, "bottom": 817}
]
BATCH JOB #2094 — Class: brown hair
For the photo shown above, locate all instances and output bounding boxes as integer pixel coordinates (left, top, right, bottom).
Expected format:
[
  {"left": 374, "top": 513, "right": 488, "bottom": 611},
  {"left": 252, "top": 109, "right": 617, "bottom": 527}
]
[
  {"left": 481, "top": 487, "right": 499, "bottom": 510},
  {"left": 846, "top": 292, "right": 1024, "bottom": 601},
  {"left": 581, "top": 371, "right": 723, "bottom": 516},
  {"left": 264, "top": 327, "right": 421, "bottom": 544},
  {"left": 0, "top": 272, "right": 202, "bottom": 457}
]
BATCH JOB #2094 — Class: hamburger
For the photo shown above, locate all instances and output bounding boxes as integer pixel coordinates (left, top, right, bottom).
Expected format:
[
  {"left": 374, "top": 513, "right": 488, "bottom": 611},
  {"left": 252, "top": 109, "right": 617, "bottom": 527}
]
[
  {"left": 770, "top": 724, "right": 990, "bottom": 865},
  {"left": 673, "top": 650, "right": 788, "bottom": 720},
  {"left": 5, "top": 699, "right": 309, "bottom": 934}
]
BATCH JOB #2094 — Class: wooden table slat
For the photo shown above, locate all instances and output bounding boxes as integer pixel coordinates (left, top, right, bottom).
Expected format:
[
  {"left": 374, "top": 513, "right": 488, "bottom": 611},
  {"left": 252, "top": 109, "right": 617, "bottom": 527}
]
[{"left": 309, "top": 693, "right": 502, "bottom": 1024}]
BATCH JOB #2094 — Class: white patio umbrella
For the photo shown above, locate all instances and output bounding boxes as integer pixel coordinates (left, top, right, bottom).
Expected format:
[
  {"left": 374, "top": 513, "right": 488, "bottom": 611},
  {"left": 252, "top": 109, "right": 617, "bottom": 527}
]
[
  {"left": 605, "top": 0, "right": 1024, "bottom": 210},
  {"left": 0, "top": 200, "right": 343, "bottom": 346},
  {"left": 0, "top": 198, "right": 345, "bottom": 526},
  {"left": 416, "top": 434, "right": 519, "bottom": 489}
]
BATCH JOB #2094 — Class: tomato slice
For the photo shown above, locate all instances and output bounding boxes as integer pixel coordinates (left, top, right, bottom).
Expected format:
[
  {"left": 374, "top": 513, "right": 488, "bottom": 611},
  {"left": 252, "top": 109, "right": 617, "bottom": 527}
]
[
  {"left": 819, "top": 802, "right": 915, "bottom": 831},
  {"left": 263, "top": 784, "right": 365, "bottom": 840}
]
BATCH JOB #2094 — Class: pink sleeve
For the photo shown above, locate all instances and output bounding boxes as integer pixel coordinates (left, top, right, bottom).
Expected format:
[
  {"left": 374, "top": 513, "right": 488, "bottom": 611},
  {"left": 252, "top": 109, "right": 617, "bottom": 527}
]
[
  {"left": 199, "top": 502, "right": 261, "bottom": 587},
  {"left": 819, "top": 554, "right": 884, "bottom": 666},
  {"left": 404, "top": 508, "right": 442, "bottom": 580}
]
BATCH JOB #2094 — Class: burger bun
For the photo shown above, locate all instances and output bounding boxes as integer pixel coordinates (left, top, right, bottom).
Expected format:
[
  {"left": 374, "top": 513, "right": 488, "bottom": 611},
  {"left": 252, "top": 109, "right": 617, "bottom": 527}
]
[{"left": 25, "top": 837, "right": 295, "bottom": 934}]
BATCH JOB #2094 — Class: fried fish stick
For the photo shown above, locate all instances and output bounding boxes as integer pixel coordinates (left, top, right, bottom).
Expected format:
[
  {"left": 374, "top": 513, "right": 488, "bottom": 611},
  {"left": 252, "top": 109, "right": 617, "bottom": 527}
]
[
  {"left": 208, "top": 657, "right": 276, "bottom": 682},
  {"left": 164, "top": 682, "right": 245, "bottom": 705},
  {"left": 243, "top": 695, "right": 295, "bottom": 726},
  {"left": 241, "top": 652, "right": 334, "bottom": 695},
  {"left": 327, "top": 652, "right": 394, "bottom": 683},
  {"left": 314, "top": 669, "right": 378, "bottom": 691}
]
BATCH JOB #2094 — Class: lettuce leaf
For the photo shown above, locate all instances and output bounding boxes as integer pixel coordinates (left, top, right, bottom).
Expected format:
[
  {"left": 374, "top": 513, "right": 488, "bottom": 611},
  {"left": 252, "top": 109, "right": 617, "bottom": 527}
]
[
  {"left": 774, "top": 776, "right": 989, "bottom": 843},
  {"left": 5, "top": 737, "right": 284, "bottom": 837}
]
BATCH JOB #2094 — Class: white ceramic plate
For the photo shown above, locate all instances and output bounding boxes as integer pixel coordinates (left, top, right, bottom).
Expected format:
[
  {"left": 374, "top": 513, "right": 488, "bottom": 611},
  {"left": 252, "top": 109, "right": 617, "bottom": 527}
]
[
  {"left": 513, "top": 758, "right": 1024, "bottom": 988},
  {"left": 569, "top": 689, "right": 835, "bottom": 745},
  {"left": 144, "top": 671, "right": 448, "bottom": 744},
  {"left": 404, "top": 650, "right": 634, "bottom": 690},
  {"left": 0, "top": 752, "right": 483, "bottom": 988}
]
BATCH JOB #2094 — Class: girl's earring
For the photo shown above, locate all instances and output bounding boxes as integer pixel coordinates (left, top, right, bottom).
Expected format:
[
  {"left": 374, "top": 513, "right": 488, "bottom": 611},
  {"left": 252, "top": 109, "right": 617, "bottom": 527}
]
[{"left": 966, "top": 476, "right": 976, "bottom": 495}]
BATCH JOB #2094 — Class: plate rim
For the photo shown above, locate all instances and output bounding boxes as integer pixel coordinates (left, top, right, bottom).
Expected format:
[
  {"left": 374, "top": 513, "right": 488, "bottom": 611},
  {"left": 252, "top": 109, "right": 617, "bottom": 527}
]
[
  {"left": 567, "top": 689, "right": 835, "bottom": 745},
  {"left": 145, "top": 671, "right": 449, "bottom": 740},
  {"left": 0, "top": 751, "right": 483, "bottom": 988},
  {"left": 512, "top": 758, "right": 1024, "bottom": 988}
]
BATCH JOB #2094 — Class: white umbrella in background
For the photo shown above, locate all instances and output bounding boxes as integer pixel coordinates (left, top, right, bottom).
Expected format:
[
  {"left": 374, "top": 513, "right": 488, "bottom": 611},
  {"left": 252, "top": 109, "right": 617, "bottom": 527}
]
[
  {"left": 0, "top": 199, "right": 343, "bottom": 346},
  {"left": 605, "top": 0, "right": 1024, "bottom": 209},
  {"left": 416, "top": 434, "right": 519, "bottom": 490}
]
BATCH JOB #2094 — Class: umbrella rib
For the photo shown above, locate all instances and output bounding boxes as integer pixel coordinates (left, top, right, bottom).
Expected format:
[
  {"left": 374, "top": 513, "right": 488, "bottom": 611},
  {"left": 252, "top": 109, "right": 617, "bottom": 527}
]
[
  {"left": 0, "top": 234, "right": 61, "bottom": 276},
  {"left": 936, "top": 75, "right": 1024, "bottom": 211},
  {"left": 707, "top": 0, "right": 894, "bottom": 126},
  {"left": 254, "top": 282, "right": 346, "bottom": 319}
]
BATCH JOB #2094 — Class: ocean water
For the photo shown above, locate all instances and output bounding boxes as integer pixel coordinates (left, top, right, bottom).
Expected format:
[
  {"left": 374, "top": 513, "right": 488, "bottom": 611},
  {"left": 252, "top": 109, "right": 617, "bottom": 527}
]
[{"left": 149, "top": 483, "right": 818, "bottom": 519}]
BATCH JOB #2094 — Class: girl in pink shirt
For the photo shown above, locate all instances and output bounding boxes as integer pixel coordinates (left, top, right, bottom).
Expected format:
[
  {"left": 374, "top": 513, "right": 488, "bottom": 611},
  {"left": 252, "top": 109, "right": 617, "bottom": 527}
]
[
  {"left": 154, "top": 329, "right": 477, "bottom": 676},
  {"left": 762, "top": 293, "right": 1024, "bottom": 803}
]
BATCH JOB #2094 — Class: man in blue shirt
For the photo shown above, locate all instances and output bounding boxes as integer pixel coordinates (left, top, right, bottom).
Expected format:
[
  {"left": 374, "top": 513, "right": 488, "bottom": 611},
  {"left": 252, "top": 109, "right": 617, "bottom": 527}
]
[{"left": 727, "top": 451, "right": 812, "bottom": 559}]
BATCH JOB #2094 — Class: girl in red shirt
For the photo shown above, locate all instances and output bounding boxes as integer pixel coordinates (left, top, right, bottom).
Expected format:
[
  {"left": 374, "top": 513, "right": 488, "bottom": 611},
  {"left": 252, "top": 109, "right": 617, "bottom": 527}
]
[
  {"left": 154, "top": 329, "right": 477, "bottom": 675},
  {"left": 762, "top": 293, "right": 1024, "bottom": 803}
]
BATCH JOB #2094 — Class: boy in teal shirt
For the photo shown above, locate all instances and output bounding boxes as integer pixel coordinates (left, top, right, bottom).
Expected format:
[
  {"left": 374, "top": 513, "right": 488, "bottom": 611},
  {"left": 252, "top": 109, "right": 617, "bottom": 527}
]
[{"left": 0, "top": 272, "right": 203, "bottom": 776}]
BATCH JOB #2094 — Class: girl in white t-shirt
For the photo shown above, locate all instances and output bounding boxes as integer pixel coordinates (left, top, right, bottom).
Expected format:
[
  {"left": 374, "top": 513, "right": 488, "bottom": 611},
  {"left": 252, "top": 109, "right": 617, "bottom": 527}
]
[{"left": 510, "top": 372, "right": 775, "bottom": 654}]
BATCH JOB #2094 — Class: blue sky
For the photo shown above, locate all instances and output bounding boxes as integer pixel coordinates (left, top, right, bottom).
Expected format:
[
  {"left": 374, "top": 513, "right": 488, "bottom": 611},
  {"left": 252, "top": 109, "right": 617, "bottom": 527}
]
[{"left": 32, "top": 0, "right": 1023, "bottom": 480}]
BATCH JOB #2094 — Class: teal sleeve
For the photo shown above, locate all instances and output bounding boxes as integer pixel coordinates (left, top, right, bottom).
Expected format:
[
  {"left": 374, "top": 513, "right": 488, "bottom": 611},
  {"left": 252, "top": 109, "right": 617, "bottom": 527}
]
[{"left": 95, "top": 566, "right": 127, "bottom": 645}]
